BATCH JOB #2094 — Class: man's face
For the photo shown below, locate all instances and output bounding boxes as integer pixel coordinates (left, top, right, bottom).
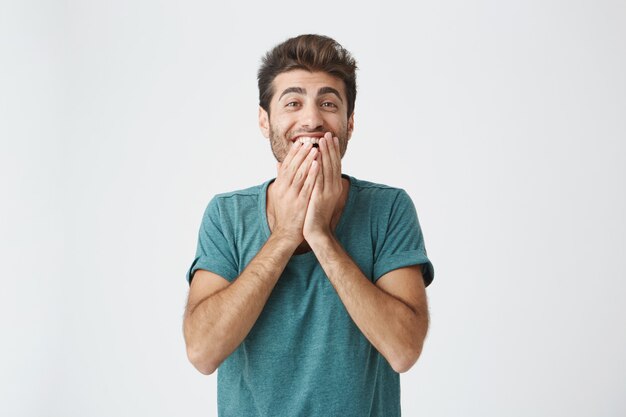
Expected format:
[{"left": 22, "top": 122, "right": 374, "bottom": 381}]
[{"left": 259, "top": 70, "right": 354, "bottom": 163}]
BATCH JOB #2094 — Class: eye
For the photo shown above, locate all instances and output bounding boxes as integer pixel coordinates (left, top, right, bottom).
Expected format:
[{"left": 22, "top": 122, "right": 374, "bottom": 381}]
[
  {"left": 321, "top": 101, "right": 338, "bottom": 108},
  {"left": 286, "top": 101, "right": 300, "bottom": 107}
]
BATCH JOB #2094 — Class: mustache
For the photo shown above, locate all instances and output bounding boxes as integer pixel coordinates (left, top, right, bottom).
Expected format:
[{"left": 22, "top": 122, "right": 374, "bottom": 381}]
[{"left": 288, "top": 128, "right": 328, "bottom": 137}]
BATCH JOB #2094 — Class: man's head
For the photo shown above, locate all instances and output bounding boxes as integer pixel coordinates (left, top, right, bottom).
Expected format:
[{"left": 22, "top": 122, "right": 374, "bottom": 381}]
[
  {"left": 258, "top": 34, "right": 358, "bottom": 119},
  {"left": 257, "top": 34, "right": 358, "bottom": 162}
]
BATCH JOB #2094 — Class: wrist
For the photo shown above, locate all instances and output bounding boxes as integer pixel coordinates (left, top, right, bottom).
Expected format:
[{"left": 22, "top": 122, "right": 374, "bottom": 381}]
[
  {"left": 269, "top": 229, "right": 303, "bottom": 251},
  {"left": 305, "top": 230, "right": 335, "bottom": 250}
]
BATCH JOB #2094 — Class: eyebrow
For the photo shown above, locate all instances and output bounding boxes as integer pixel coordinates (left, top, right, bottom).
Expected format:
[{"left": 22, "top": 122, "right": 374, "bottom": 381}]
[
  {"left": 278, "top": 87, "right": 306, "bottom": 100},
  {"left": 278, "top": 86, "right": 344, "bottom": 103},
  {"left": 318, "top": 87, "right": 344, "bottom": 103}
]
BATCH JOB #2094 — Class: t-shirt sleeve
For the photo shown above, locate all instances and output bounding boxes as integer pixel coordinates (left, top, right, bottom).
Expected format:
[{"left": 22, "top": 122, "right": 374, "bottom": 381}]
[
  {"left": 186, "top": 197, "right": 239, "bottom": 285},
  {"left": 372, "top": 189, "right": 434, "bottom": 287}
]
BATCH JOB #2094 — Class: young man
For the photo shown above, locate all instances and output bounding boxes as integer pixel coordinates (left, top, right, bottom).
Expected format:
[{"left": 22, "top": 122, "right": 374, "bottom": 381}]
[{"left": 183, "top": 34, "right": 434, "bottom": 417}]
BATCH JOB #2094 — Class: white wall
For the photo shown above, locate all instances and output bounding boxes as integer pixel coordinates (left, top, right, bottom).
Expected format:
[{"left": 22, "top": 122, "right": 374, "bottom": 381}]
[{"left": 2, "top": 1, "right": 624, "bottom": 415}]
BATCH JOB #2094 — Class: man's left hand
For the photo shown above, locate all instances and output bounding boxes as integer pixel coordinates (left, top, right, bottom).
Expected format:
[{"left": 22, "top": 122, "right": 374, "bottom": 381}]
[{"left": 303, "top": 132, "right": 343, "bottom": 241}]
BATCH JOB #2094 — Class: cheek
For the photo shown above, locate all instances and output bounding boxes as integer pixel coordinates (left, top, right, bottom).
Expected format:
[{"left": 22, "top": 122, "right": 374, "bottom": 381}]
[
  {"left": 333, "top": 118, "right": 348, "bottom": 137},
  {"left": 274, "top": 119, "right": 294, "bottom": 137}
]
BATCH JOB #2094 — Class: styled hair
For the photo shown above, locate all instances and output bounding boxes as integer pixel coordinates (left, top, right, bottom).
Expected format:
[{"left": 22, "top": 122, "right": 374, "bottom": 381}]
[{"left": 258, "top": 34, "right": 357, "bottom": 117}]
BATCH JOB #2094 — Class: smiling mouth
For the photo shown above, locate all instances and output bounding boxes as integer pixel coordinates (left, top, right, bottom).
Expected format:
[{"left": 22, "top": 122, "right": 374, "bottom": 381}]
[{"left": 294, "top": 136, "right": 323, "bottom": 148}]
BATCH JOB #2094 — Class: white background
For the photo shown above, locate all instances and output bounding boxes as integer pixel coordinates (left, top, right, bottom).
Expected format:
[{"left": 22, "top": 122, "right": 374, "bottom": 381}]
[{"left": 1, "top": 0, "right": 625, "bottom": 416}]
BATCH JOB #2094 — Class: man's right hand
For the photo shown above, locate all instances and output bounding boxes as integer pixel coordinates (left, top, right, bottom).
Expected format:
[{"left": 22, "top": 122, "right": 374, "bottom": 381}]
[{"left": 268, "top": 141, "right": 319, "bottom": 245}]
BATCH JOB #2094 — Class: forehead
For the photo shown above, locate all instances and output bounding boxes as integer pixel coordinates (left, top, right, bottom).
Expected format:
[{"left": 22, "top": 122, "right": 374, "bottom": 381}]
[{"left": 272, "top": 69, "right": 346, "bottom": 101}]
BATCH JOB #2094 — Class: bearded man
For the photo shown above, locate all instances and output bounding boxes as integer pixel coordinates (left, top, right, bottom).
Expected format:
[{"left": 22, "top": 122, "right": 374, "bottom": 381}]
[{"left": 183, "top": 34, "right": 435, "bottom": 417}]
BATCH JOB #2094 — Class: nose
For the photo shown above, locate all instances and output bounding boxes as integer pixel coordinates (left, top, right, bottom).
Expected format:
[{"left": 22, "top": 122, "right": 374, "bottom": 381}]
[{"left": 300, "top": 102, "right": 324, "bottom": 130}]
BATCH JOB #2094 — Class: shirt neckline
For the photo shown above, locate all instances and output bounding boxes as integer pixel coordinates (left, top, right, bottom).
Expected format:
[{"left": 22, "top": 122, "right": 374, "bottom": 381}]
[{"left": 258, "top": 173, "right": 356, "bottom": 263}]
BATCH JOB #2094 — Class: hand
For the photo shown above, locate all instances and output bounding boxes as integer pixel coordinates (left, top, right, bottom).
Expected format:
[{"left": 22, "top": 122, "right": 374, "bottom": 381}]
[
  {"left": 268, "top": 140, "right": 320, "bottom": 246},
  {"left": 303, "top": 132, "right": 343, "bottom": 241}
]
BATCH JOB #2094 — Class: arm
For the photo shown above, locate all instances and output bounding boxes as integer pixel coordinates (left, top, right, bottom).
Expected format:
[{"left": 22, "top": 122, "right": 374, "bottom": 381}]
[
  {"left": 183, "top": 140, "right": 319, "bottom": 375},
  {"left": 308, "top": 234, "right": 429, "bottom": 373},
  {"left": 183, "top": 231, "right": 299, "bottom": 375},
  {"left": 304, "top": 134, "right": 429, "bottom": 373}
]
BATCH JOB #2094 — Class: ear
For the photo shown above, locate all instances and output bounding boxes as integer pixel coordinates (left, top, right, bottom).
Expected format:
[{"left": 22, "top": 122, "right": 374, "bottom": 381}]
[
  {"left": 347, "top": 112, "right": 355, "bottom": 141},
  {"left": 259, "top": 106, "right": 270, "bottom": 138}
]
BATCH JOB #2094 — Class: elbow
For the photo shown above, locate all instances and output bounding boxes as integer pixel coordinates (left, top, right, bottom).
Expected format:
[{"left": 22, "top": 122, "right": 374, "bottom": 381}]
[
  {"left": 389, "top": 342, "right": 425, "bottom": 374},
  {"left": 183, "top": 318, "right": 221, "bottom": 375},
  {"left": 390, "top": 354, "right": 418, "bottom": 374},
  {"left": 392, "top": 309, "right": 429, "bottom": 373},
  {"left": 195, "top": 361, "right": 217, "bottom": 376},
  {"left": 186, "top": 345, "right": 219, "bottom": 375},
  {"left": 199, "top": 366, "right": 217, "bottom": 376}
]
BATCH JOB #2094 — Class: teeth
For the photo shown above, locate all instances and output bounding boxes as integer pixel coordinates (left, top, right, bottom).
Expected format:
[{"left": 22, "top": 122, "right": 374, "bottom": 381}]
[{"left": 297, "top": 136, "right": 321, "bottom": 145}]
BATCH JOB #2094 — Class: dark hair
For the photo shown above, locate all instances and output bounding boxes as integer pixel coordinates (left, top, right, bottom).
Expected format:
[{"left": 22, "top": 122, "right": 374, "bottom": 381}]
[{"left": 258, "top": 34, "right": 357, "bottom": 117}]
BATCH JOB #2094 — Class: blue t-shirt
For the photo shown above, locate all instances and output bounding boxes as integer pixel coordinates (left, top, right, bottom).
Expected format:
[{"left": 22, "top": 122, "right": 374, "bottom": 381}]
[{"left": 187, "top": 174, "right": 434, "bottom": 417}]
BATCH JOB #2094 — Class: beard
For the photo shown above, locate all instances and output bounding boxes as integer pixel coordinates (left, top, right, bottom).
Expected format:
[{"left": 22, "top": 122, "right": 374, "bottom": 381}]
[{"left": 268, "top": 123, "right": 349, "bottom": 163}]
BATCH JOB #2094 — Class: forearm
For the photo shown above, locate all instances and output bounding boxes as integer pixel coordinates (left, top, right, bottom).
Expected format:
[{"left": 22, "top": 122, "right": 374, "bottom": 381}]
[
  {"left": 184, "top": 232, "right": 298, "bottom": 374},
  {"left": 309, "top": 234, "right": 428, "bottom": 373}
]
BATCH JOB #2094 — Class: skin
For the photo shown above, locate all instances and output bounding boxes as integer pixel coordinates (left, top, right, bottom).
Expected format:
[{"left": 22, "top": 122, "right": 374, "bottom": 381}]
[
  {"left": 261, "top": 70, "right": 352, "bottom": 163},
  {"left": 183, "top": 69, "right": 429, "bottom": 375},
  {"left": 259, "top": 70, "right": 353, "bottom": 253}
]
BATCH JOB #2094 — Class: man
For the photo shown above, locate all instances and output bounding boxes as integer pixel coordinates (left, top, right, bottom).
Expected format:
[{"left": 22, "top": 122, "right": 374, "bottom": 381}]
[{"left": 183, "top": 34, "right": 434, "bottom": 417}]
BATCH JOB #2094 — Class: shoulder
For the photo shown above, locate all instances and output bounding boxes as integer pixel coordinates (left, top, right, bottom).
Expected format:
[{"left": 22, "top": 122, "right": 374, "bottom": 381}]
[
  {"left": 209, "top": 179, "right": 271, "bottom": 206},
  {"left": 347, "top": 175, "right": 413, "bottom": 210},
  {"left": 213, "top": 180, "right": 270, "bottom": 201},
  {"left": 202, "top": 179, "right": 272, "bottom": 220},
  {"left": 348, "top": 175, "right": 407, "bottom": 195}
]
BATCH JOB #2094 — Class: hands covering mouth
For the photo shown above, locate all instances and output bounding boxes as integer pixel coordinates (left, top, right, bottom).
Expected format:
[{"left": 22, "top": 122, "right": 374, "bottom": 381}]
[{"left": 270, "top": 131, "right": 343, "bottom": 245}]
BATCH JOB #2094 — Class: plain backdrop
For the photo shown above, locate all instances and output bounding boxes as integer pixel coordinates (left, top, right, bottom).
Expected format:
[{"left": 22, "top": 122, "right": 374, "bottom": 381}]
[{"left": 1, "top": 0, "right": 625, "bottom": 416}]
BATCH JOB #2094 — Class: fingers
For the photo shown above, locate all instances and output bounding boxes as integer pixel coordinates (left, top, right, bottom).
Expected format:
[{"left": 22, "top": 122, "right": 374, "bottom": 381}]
[
  {"left": 319, "top": 132, "right": 340, "bottom": 190},
  {"left": 318, "top": 135, "right": 328, "bottom": 191},
  {"left": 292, "top": 146, "right": 318, "bottom": 188},
  {"left": 329, "top": 135, "right": 340, "bottom": 176},
  {"left": 280, "top": 140, "right": 302, "bottom": 170},
  {"left": 299, "top": 159, "right": 319, "bottom": 200},
  {"left": 314, "top": 159, "right": 324, "bottom": 192},
  {"left": 280, "top": 141, "right": 314, "bottom": 185}
]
